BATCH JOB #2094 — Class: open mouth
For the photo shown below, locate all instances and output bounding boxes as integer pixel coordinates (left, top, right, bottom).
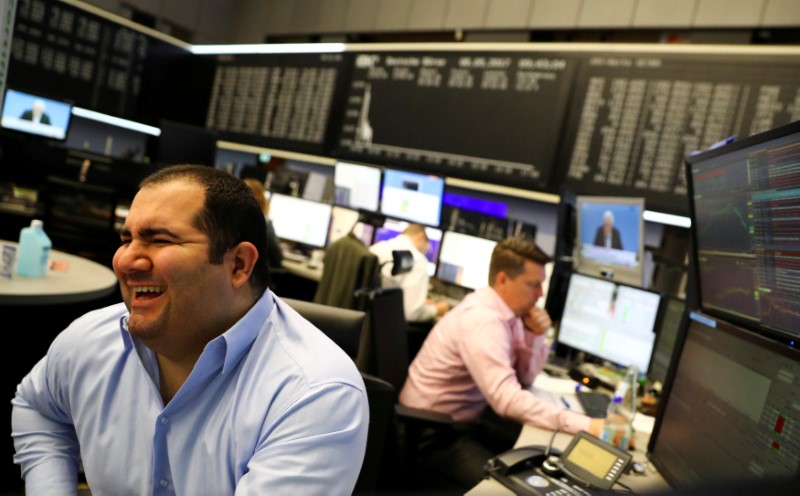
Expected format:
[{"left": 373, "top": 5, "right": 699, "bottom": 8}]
[{"left": 134, "top": 286, "right": 165, "bottom": 300}]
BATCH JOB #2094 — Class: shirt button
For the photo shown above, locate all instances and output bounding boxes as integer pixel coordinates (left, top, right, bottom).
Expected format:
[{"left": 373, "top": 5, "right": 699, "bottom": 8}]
[
  {"left": 160, "top": 479, "right": 169, "bottom": 487},
  {"left": 160, "top": 417, "right": 169, "bottom": 424}
]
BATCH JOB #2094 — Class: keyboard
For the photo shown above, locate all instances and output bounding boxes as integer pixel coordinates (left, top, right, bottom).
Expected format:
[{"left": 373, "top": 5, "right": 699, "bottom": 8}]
[
  {"left": 576, "top": 391, "right": 611, "bottom": 418},
  {"left": 282, "top": 251, "right": 309, "bottom": 263}
]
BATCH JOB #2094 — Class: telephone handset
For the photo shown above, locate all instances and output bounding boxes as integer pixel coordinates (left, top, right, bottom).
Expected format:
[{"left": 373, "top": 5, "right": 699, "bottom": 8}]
[{"left": 485, "top": 431, "right": 632, "bottom": 495}]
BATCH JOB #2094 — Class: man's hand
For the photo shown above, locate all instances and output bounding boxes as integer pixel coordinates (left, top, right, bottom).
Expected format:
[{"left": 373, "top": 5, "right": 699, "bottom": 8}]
[
  {"left": 522, "top": 306, "right": 552, "bottom": 335},
  {"left": 434, "top": 300, "right": 450, "bottom": 316}
]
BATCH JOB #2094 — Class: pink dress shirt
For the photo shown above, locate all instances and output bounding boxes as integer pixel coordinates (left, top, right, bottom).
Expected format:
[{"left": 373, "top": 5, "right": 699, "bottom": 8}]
[{"left": 399, "top": 287, "right": 591, "bottom": 434}]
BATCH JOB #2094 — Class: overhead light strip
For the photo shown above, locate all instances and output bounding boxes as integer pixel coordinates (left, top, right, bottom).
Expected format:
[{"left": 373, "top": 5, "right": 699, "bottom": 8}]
[
  {"left": 190, "top": 43, "right": 346, "bottom": 55},
  {"left": 72, "top": 107, "right": 161, "bottom": 136},
  {"left": 643, "top": 210, "right": 691, "bottom": 228}
]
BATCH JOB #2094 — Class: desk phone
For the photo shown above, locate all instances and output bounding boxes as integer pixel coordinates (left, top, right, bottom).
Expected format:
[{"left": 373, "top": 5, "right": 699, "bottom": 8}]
[{"left": 485, "top": 431, "right": 632, "bottom": 495}]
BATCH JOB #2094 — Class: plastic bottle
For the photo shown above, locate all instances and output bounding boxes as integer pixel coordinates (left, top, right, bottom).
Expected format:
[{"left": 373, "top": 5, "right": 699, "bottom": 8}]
[
  {"left": 601, "top": 365, "right": 637, "bottom": 450},
  {"left": 16, "top": 219, "right": 52, "bottom": 278}
]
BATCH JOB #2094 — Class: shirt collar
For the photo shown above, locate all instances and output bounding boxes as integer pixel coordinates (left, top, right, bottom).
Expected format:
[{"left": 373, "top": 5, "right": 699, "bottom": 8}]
[
  {"left": 117, "top": 290, "right": 275, "bottom": 375},
  {"left": 482, "top": 286, "right": 519, "bottom": 325}
]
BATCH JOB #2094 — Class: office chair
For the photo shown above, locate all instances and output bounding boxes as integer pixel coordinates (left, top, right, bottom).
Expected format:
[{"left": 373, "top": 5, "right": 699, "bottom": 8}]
[
  {"left": 282, "top": 297, "right": 364, "bottom": 359},
  {"left": 279, "top": 297, "right": 397, "bottom": 495},
  {"left": 40, "top": 175, "right": 118, "bottom": 267},
  {"left": 313, "top": 232, "right": 378, "bottom": 310},
  {"left": 354, "top": 286, "right": 466, "bottom": 492}
]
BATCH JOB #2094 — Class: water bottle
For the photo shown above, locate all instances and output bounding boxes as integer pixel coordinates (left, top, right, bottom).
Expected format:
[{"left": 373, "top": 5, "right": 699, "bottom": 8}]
[
  {"left": 601, "top": 365, "right": 637, "bottom": 450},
  {"left": 16, "top": 219, "right": 52, "bottom": 278}
]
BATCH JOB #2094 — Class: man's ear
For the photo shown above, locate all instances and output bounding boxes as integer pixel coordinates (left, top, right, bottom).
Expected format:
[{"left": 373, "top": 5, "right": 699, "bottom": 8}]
[
  {"left": 229, "top": 242, "right": 258, "bottom": 289},
  {"left": 492, "top": 271, "right": 508, "bottom": 288}
]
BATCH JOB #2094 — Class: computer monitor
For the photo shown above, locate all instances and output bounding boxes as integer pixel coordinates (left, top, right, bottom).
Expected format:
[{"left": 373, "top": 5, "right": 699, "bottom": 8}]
[
  {"left": 648, "top": 311, "right": 800, "bottom": 489},
  {"left": 333, "top": 161, "right": 382, "bottom": 212},
  {"left": 647, "top": 296, "right": 686, "bottom": 385},
  {"left": 685, "top": 120, "right": 800, "bottom": 344},
  {"left": 373, "top": 218, "right": 442, "bottom": 277},
  {"left": 435, "top": 231, "right": 497, "bottom": 290},
  {"left": 556, "top": 271, "right": 664, "bottom": 373},
  {"left": 574, "top": 195, "right": 645, "bottom": 287},
  {"left": 0, "top": 88, "right": 73, "bottom": 141},
  {"left": 380, "top": 168, "right": 444, "bottom": 227},
  {"left": 328, "top": 205, "right": 374, "bottom": 247},
  {"left": 153, "top": 119, "right": 218, "bottom": 167},
  {"left": 268, "top": 193, "right": 332, "bottom": 249}
]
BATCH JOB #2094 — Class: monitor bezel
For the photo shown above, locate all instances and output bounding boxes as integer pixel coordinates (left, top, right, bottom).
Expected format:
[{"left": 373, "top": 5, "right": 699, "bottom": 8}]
[
  {"left": 332, "top": 160, "right": 384, "bottom": 213},
  {"left": 574, "top": 195, "right": 646, "bottom": 288},
  {"left": 379, "top": 167, "right": 445, "bottom": 228},
  {"left": 268, "top": 192, "right": 333, "bottom": 249},
  {"left": 0, "top": 87, "right": 74, "bottom": 142},
  {"left": 684, "top": 119, "right": 800, "bottom": 346},
  {"left": 434, "top": 230, "right": 498, "bottom": 291},
  {"left": 646, "top": 310, "right": 800, "bottom": 489},
  {"left": 555, "top": 270, "right": 666, "bottom": 374}
]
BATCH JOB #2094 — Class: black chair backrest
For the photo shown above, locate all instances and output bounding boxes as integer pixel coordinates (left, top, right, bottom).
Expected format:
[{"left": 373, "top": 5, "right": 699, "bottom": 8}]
[
  {"left": 282, "top": 297, "right": 365, "bottom": 359},
  {"left": 364, "top": 287, "right": 410, "bottom": 392},
  {"left": 354, "top": 372, "right": 398, "bottom": 495}
]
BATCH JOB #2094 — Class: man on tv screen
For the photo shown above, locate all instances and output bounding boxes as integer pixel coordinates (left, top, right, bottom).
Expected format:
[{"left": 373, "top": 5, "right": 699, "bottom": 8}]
[
  {"left": 593, "top": 210, "right": 623, "bottom": 249},
  {"left": 19, "top": 99, "right": 51, "bottom": 125}
]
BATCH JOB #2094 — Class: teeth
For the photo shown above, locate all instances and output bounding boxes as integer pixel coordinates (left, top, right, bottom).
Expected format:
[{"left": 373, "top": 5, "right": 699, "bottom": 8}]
[{"left": 134, "top": 286, "right": 165, "bottom": 293}]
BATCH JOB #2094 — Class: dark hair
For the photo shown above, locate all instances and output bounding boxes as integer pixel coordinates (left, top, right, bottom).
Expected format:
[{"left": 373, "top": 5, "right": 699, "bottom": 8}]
[
  {"left": 488, "top": 236, "right": 552, "bottom": 284},
  {"left": 140, "top": 164, "right": 270, "bottom": 296}
]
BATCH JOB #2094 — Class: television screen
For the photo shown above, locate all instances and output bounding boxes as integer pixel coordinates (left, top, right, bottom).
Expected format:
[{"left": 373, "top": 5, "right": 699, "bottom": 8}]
[
  {"left": 268, "top": 193, "right": 332, "bottom": 249},
  {"left": 0, "top": 88, "right": 73, "bottom": 141},
  {"left": 574, "top": 195, "right": 645, "bottom": 287},
  {"left": 436, "top": 231, "right": 497, "bottom": 290},
  {"left": 556, "top": 271, "right": 664, "bottom": 373},
  {"left": 333, "top": 161, "right": 382, "bottom": 212},
  {"left": 685, "top": 120, "right": 800, "bottom": 344},
  {"left": 373, "top": 218, "right": 442, "bottom": 277},
  {"left": 380, "top": 168, "right": 444, "bottom": 227}
]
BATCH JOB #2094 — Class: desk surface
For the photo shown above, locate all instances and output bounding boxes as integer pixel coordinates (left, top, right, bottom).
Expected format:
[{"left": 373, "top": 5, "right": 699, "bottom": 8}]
[
  {"left": 467, "top": 377, "right": 670, "bottom": 495},
  {"left": 281, "top": 257, "right": 323, "bottom": 282},
  {"left": 0, "top": 240, "right": 118, "bottom": 305}
]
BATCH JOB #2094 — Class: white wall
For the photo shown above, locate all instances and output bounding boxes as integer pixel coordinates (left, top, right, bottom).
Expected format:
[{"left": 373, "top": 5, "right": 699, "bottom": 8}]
[{"left": 73, "top": 0, "right": 800, "bottom": 45}]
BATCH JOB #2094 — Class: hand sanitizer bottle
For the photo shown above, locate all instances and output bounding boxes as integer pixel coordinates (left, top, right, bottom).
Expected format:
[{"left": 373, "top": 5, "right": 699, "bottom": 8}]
[{"left": 16, "top": 219, "right": 52, "bottom": 278}]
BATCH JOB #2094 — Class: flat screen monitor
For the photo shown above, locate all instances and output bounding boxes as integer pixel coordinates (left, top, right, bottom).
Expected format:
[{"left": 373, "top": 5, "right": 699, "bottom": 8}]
[
  {"left": 574, "top": 195, "right": 646, "bottom": 287},
  {"left": 647, "top": 296, "right": 686, "bottom": 385},
  {"left": 648, "top": 311, "right": 800, "bottom": 490},
  {"left": 0, "top": 88, "right": 73, "bottom": 141},
  {"left": 556, "top": 272, "right": 664, "bottom": 373},
  {"left": 435, "top": 231, "right": 497, "bottom": 290},
  {"left": 333, "top": 161, "right": 382, "bottom": 212},
  {"left": 155, "top": 119, "right": 218, "bottom": 167},
  {"left": 373, "top": 218, "right": 442, "bottom": 277},
  {"left": 268, "top": 193, "right": 332, "bottom": 249},
  {"left": 380, "top": 168, "right": 444, "bottom": 227},
  {"left": 328, "top": 205, "right": 374, "bottom": 247},
  {"left": 685, "top": 120, "right": 800, "bottom": 344}
]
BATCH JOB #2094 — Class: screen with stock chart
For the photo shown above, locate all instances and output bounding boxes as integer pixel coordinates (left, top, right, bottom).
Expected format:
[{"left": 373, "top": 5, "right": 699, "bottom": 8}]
[{"left": 686, "top": 120, "right": 800, "bottom": 344}]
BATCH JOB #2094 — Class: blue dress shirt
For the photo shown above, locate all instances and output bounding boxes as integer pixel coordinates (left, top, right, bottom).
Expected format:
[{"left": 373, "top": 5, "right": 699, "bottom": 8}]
[{"left": 12, "top": 290, "right": 369, "bottom": 495}]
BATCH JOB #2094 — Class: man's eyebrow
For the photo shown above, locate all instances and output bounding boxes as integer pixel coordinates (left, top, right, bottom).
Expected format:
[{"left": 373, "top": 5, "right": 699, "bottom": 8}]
[{"left": 119, "top": 227, "right": 178, "bottom": 239}]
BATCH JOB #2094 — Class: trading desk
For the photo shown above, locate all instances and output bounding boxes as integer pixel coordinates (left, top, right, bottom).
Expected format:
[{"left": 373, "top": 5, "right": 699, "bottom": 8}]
[
  {"left": 0, "top": 240, "right": 117, "bottom": 305},
  {"left": 467, "top": 375, "right": 670, "bottom": 495}
]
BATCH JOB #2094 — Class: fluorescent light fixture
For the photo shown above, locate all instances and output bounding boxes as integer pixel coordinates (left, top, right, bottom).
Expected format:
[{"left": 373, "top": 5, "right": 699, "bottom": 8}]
[
  {"left": 72, "top": 107, "right": 161, "bottom": 136},
  {"left": 643, "top": 210, "right": 691, "bottom": 228},
  {"left": 190, "top": 43, "right": 346, "bottom": 55}
]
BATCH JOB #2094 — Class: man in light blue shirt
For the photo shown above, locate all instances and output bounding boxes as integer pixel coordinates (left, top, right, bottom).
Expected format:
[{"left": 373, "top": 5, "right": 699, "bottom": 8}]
[{"left": 11, "top": 164, "right": 369, "bottom": 495}]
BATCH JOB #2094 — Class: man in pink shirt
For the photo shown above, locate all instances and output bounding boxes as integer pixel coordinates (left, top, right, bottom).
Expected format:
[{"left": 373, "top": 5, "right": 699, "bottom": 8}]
[{"left": 399, "top": 236, "right": 604, "bottom": 489}]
